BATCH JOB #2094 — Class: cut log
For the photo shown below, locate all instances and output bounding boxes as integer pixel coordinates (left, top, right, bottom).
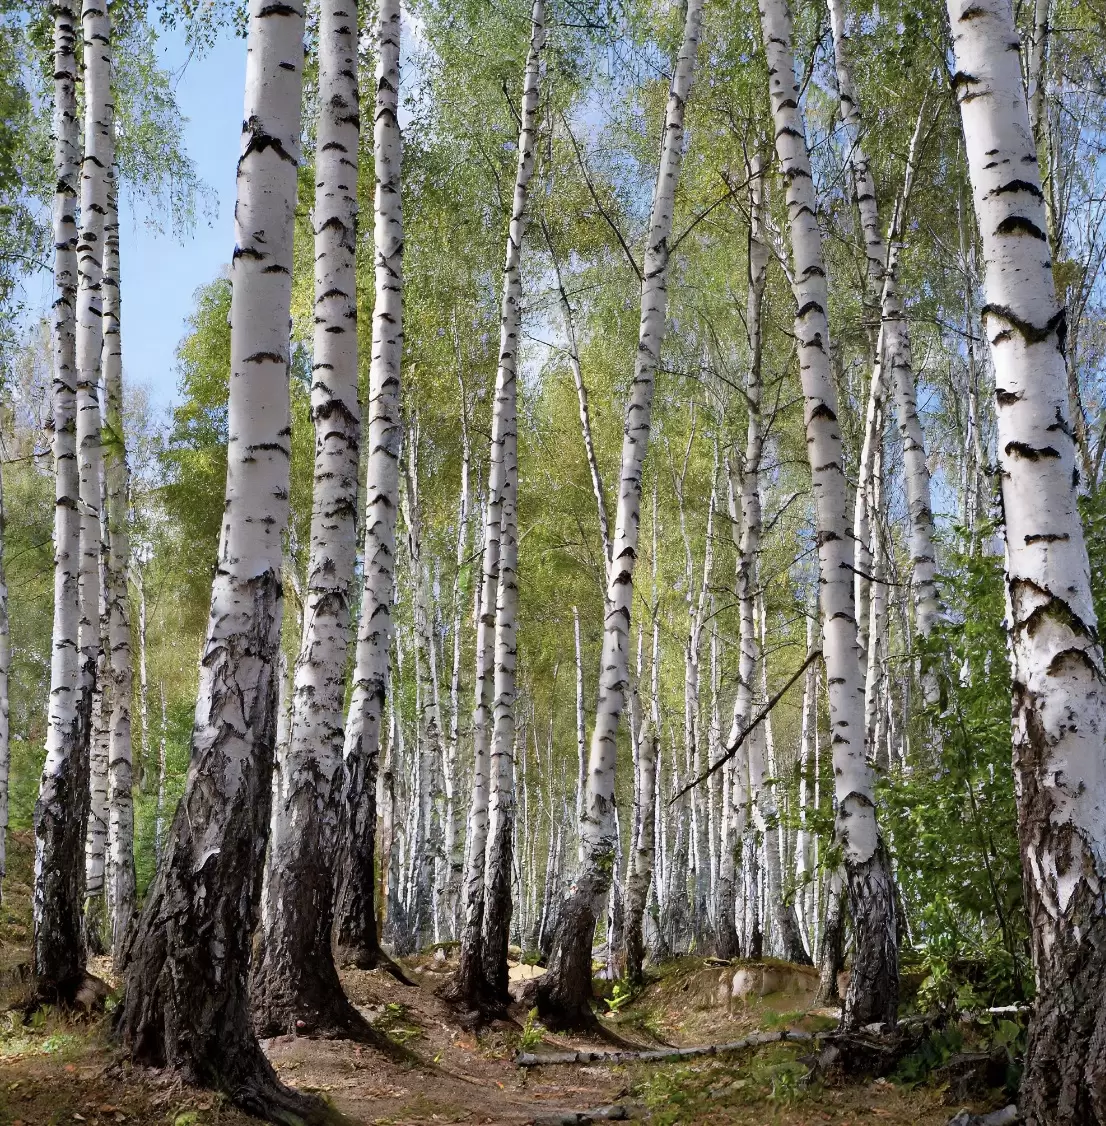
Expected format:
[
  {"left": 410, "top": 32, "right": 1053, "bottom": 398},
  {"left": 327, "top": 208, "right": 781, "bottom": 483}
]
[{"left": 516, "top": 1029, "right": 812, "bottom": 1067}]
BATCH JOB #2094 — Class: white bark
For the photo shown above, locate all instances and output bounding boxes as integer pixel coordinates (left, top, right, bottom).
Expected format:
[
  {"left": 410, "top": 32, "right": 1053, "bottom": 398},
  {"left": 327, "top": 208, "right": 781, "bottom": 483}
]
[
  {"left": 132, "top": 561, "right": 149, "bottom": 790},
  {"left": 457, "top": 0, "right": 545, "bottom": 1005},
  {"left": 948, "top": 0, "right": 1106, "bottom": 1114},
  {"left": 759, "top": 0, "right": 896, "bottom": 1025},
  {"left": 254, "top": 0, "right": 361, "bottom": 1037},
  {"left": 120, "top": 0, "right": 304, "bottom": 1088},
  {"left": 34, "top": 0, "right": 86, "bottom": 997},
  {"left": 573, "top": 605, "right": 586, "bottom": 839},
  {"left": 583, "top": 0, "right": 701, "bottom": 921},
  {"left": 77, "top": 0, "right": 112, "bottom": 925},
  {"left": 102, "top": 165, "right": 134, "bottom": 961},
  {"left": 336, "top": 0, "right": 401, "bottom": 964},
  {"left": 155, "top": 680, "right": 166, "bottom": 865}
]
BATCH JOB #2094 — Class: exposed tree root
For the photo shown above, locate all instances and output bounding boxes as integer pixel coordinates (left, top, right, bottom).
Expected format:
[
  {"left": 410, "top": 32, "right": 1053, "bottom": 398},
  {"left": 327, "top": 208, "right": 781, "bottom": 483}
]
[
  {"left": 945, "top": 1107, "right": 1019, "bottom": 1126},
  {"left": 517, "top": 1028, "right": 812, "bottom": 1068}
]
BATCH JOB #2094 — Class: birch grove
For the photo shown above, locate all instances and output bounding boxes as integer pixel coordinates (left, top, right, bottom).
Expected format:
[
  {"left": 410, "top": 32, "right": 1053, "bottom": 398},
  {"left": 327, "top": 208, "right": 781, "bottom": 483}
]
[{"left": 5, "top": 0, "right": 1106, "bottom": 1120}]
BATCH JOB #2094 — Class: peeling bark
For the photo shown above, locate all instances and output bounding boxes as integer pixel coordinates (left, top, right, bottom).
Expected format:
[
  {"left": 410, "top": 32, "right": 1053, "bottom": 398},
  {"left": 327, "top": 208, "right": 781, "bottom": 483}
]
[
  {"left": 119, "top": 4, "right": 318, "bottom": 1116},
  {"left": 949, "top": 1, "right": 1106, "bottom": 1119}
]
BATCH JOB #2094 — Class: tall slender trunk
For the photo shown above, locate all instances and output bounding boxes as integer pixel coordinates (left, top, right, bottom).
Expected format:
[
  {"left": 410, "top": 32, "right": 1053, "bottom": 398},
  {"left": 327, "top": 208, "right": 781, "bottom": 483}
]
[
  {"left": 573, "top": 605, "right": 586, "bottom": 838},
  {"left": 76, "top": 0, "right": 111, "bottom": 954},
  {"left": 758, "top": 0, "right": 897, "bottom": 1028},
  {"left": 85, "top": 553, "right": 109, "bottom": 950},
  {"left": 102, "top": 167, "right": 134, "bottom": 962},
  {"left": 34, "top": 0, "right": 88, "bottom": 1005},
  {"left": 119, "top": 3, "right": 313, "bottom": 1116},
  {"left": 133, "top": 561, "right": 149, "bottom": 790},
  {"left": 335, "top": 0, "right": 402, "bottom": 972},
  {"left": 76, "top": 0, "right": 110, "bottom": 906},
  {"left": 537, "top": 0, "right": 702, "bottom": 1026},
  {"left": 624, "top": 716, "right": 656, "bottom": 986},
  {"left": 253, "top": 0, "right": 366, "bottom": 1040},
  {"left": 451, "top": 0, "right": 544, "bottom": 1012},
  {"left": 949, "top": 1, "right": 1106, "bottom": 1119},
  {"left": 443, "top": 366, "right": 471, "bottom": 939}
]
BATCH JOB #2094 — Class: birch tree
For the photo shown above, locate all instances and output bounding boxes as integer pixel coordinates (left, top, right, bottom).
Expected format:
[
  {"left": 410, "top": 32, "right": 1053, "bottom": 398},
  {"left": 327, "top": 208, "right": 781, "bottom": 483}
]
[
  {"left": 452, "top": 0, "right": 544, "bottom": 1012},
  {"left": 535, "top": 0, "right": 703, "bottom": 1027},
  {"left": 0, "top": 461, "right": 8, "bottom": 910},
  {"left": 335, "top": 0, "right": 403, "bottom": 972},
  {"left": 76, "top": 0, "right": 111, "bottom": 946},
  {"left": 102, "top": 164, "right": 135, "bottom": 962},
  {"left": 252, "top": 0, "right": 369, "bottom": 1040},
  {"left": 949, "top": 0, "right": 1106, "bottom": 1118},
  {"left": 33, "top": 0, "right": 89, "bottom": 1005},
  {"left": 118, "top": 2, "right": 314, "bottom": 1114},
  {"left": 757, "top": 0, "right": 897, "bottom": 1028}
]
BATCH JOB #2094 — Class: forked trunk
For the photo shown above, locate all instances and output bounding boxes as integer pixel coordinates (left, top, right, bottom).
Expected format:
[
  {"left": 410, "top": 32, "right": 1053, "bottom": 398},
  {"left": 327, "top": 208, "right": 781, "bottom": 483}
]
[
  {"left": 537, "top": 0, "right": 702, "bottom": 1028},
  {"left": 758, "top": 0, "right": 897, "bottom": 1028},
  {"left": 949, "top": 1, "right": 1106, "bottom": 1119},
  {"left": 118, "top": 5, "right": 317, "bottom": 1118}
]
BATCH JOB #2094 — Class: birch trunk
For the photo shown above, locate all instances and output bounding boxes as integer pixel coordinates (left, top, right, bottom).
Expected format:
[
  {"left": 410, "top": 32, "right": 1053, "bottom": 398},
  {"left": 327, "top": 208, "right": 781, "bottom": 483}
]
[
  {"left": 451, "top": 0, "right": 544, "bottom": 1012},
  {"left": 76, "top": 0, "right": 111, "bottom": 952},
  {"left": 86, "top": 559, "right": 109, "bottom": 949},
  {"left": 102, "top": 169, "right": 135, "bottom": 963},
  {"left": 133, "top": 560, "right": 149, "bottom": 790},
  {"left": 335, "top": 0, "right": 402, "bottom": 971},
  {"left": 154, "top": 681, "right": 166, "bottom": 865},
  {"left": 34, "top": 0, "right": 88, "bottom": 1005},
  {"left": 758, "top": 0, "right": 897, "bottom": 1027},
  {"left": 624, "top": 717, "right": 656, "bottom": 986},
  {"left": 253, "top": 0, "right": 366, "bottom": 1040},
  {"left": 443, "top": 373, "right": 471, "bottom": 939},
  {"left": 949, "top": 1, "right": 1106, "bottom": 1118},
  {"left": 119, "top": 3, "right": 311, "bottom": 1114},
  {"left": 536, "top": 0, "right": 702, "bottom": 1027}
]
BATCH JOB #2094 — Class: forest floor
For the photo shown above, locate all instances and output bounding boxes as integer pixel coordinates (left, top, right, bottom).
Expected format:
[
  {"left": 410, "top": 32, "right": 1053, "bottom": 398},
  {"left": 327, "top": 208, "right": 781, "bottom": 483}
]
[{"left": 0, "top": 833, "right": 1011, "bottom": 1126}]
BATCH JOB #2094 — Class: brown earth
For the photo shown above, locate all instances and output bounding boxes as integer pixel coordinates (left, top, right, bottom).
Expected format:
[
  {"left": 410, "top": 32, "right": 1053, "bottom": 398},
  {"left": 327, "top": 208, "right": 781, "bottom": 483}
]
[{"left": 1, "top": 834, "right": 1010, "bottom": 1125}]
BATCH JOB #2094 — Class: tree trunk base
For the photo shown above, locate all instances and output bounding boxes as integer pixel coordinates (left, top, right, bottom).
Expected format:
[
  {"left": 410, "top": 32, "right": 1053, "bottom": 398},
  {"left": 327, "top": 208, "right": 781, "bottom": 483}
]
[
  {"left": 334, "top": 942, "right": 415, "bottom": 986},
  {"left": 31, "top": 970, "right": 109, "bottom": 1013}
]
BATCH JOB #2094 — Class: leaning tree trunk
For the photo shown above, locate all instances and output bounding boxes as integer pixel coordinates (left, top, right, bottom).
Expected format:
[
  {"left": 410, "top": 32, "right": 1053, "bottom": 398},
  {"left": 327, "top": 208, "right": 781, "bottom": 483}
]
[
  {"left": 334, "top": 0, "right": 402, "bottom": 972},
  {"left": 102, "top": 166, "right": 135, "bottom": 963},
  {"left": 949, "top": 1, "right": 1106, "bottom": 1120},
  {"left": 34, "top": 0, "right": 89, "bottom": 1006},
  {"left": 252, "top": 0, "right": 368, "bottom": 1041},
  {"left": 758, "top": 0, "right": 897, "bottom": 1029},
  {"left": 76, "top": 0, "right": 110, "bottom": 954},
  {"left": 118, "top": 3, "right": 315, "bottom": 1118},
  {"left": 536, "top": 0, "right": 702, "bottom": 1029},
  {"left": 451, "top": 0, "right": 544, "bottom": 1014}
]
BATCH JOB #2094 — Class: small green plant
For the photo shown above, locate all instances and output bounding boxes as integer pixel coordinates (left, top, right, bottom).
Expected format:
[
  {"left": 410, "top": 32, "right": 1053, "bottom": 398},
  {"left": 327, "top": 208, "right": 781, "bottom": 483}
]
[
  {"left": 604, "top": 980, "right": 633, "bottom": 1014},
  {"left": 519, "top": 1007, "right": 544, "bottom": 1050}
]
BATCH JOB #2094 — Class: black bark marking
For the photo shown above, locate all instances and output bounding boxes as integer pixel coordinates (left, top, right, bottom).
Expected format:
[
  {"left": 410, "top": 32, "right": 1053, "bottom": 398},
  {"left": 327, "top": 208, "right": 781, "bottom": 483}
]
[{"left": 996, "top": 215, "right": 1048, "bottom": 241}]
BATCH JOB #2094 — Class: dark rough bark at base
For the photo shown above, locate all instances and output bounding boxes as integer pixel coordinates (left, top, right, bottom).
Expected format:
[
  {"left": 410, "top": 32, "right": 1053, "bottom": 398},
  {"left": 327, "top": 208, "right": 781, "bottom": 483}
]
[
  {"left": 842, "top": 843, "right": 898, "bottom": 1029},
  {"left": 715, "top": 877, "right": 740, "bottom": 961},
  {"left": 34, "top": 713, "right": 92, "bottom": 1004},
  {"left": 535, "top": 876, "right": 603, "bottom": 1031},
  {"left": 774, "top": 900, "right": 812, "bottom": 967},
  {"left": 623, "top": 875, "right": 652, "bottom": 988},
  {"left": 816, "top": 877, "right": 845, "bottom": 1006},
  {"left": 1019, "top": 890, "right": 1106, "bottom": 1124},
  {"left": 481, "top": 813, "right": 515, "bottom": 1008}
]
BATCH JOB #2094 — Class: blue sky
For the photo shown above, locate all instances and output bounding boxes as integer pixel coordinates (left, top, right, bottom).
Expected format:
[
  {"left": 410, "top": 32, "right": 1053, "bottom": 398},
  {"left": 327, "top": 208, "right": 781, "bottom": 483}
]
[{"left": 113, "top": 23, "right": 245, "bottom": 413}]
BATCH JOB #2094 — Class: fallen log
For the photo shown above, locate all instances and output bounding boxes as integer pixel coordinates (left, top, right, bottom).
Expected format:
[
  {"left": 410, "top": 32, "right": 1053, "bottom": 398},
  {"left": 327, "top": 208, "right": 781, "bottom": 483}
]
[
  {"left": 516, "top": 1029, "right": 813, "bottom": 1067},
  {"left": 530, "top": 1104, "right": 634, "bottom": 1125}
]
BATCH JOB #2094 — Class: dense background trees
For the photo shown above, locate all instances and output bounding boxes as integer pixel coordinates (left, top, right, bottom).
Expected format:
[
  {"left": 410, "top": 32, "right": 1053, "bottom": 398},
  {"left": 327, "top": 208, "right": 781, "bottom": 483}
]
[{"left": 5, "top": 0, "right": 1106, "bottom": 1121}]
